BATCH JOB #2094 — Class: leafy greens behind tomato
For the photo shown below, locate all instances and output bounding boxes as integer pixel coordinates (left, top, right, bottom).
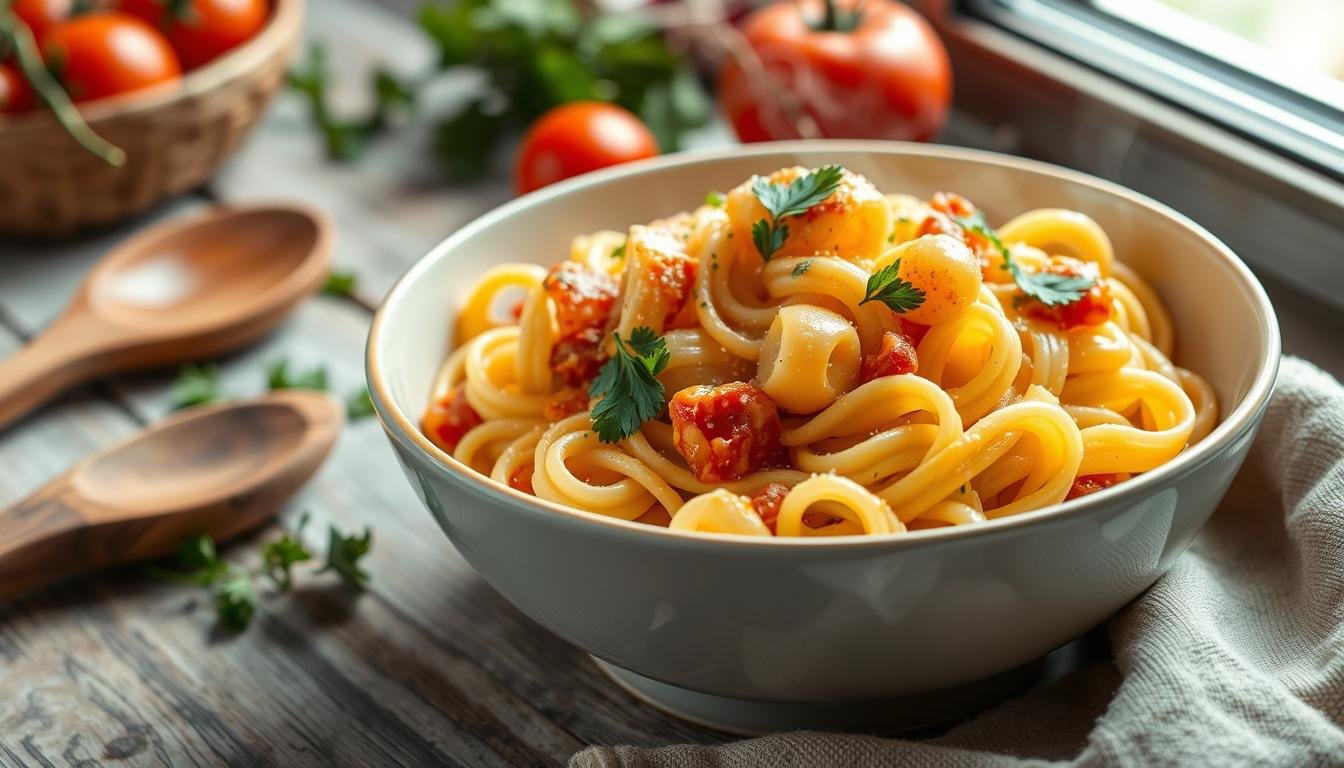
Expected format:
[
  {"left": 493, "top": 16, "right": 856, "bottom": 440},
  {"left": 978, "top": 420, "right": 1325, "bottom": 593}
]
[{"left": 292, "top": 0, "right": 710, "bottom": 180}]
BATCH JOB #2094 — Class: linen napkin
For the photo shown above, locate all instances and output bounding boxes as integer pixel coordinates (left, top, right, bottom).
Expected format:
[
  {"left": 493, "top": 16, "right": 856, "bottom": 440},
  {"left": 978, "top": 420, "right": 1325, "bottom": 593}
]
[{"left": 572, "top": 356, "right": 1344, "bottom": 768}]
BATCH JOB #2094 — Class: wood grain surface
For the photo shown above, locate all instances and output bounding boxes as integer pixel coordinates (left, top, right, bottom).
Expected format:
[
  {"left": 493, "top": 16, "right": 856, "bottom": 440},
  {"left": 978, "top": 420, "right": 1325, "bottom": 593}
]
[{"left": 1, "top": 2, "right": 1340, "bottom": 766}]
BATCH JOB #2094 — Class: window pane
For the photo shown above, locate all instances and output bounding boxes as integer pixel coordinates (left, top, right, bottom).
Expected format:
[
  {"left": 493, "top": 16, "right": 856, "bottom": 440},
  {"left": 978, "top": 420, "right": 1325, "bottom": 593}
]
[{"left": 1091, "top": 0, "right": 1344, "bottom": 108}]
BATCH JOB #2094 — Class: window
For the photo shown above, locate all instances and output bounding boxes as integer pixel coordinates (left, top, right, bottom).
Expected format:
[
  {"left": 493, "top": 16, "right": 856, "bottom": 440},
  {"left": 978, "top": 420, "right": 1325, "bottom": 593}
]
[{"left": 923, "top": 0, "right": 1344, "bottom": 308}]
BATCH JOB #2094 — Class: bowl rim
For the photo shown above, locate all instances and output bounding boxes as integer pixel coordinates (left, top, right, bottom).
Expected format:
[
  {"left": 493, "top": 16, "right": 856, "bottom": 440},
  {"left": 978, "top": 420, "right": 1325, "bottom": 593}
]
[
  {"left": 0, "top": 0, "right": 303, "bottom": 129},
  {"left": 366, "top": 139, "right": 1282, "bottom": 550}
]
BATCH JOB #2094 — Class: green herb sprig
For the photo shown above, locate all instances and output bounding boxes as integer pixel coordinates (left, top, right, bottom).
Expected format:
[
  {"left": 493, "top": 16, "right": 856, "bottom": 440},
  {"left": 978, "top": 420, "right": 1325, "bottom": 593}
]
[
  {"left": 322, "top": 270, "right": 360, "bottom": 297},
  {"left": 291, "top": 1, "right": 710, "bottom": 179},
  {"left": 859, "top": 259, "right": 925, "bottom": 313},
  {"left": 170, "top": 364, "right": 222, "bottom": 410},
  {"left": 148, "top": 515, "right": 373, "bottom": 631},
  {"left": 952, "top": 212, "right": 1093, "bottom": 307},
  {"left": 267, "top": 359, "right": 329, "bottom": 392},
  {"left": 588, "top": 327, "right": 669, "bottom": 443},
  {"left": 750, "top": 165, "right": 845, "bottom": 261},
  {"left": 169, "top": 361, "right": 375, "bottom": 422}
]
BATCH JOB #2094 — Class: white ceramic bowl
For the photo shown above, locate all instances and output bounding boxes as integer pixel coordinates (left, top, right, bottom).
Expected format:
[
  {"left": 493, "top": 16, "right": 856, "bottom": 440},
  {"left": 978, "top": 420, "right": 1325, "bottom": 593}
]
[{"left": 367, "top": 141, "right": 1280, "bottom": 733}]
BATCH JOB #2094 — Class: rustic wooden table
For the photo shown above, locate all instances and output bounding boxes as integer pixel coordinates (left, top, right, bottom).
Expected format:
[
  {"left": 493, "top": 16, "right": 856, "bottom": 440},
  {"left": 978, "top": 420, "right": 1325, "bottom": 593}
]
[{"left": 2, "top": 3, "right": 1341, "bottom": 767}]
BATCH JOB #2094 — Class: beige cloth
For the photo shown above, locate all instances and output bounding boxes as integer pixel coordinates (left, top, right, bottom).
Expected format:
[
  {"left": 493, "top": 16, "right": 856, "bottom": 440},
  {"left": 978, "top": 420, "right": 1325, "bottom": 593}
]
[{"left": 572, "top": 357, "right": 1344, "bottom": 768}]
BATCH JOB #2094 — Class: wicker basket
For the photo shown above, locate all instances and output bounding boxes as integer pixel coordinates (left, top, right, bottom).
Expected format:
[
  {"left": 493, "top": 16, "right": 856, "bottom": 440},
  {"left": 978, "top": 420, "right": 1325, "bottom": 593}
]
[{"left": 0, "top": 0, "right": 304, "bottom": 237}]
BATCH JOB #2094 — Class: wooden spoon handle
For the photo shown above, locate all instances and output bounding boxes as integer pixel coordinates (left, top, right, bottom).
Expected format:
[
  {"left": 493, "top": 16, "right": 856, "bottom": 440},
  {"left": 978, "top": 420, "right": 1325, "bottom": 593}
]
[
  {"left": 0, "top": 316, "right": 106, "bottom": 433},
  {"left": 0, "top": 474, "right": 88, "bottom": 601}
]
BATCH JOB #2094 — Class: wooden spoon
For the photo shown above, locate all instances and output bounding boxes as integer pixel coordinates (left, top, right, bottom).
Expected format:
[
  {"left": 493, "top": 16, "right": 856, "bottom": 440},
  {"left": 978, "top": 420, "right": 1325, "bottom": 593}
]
[
  {"left": 0, "top": 204, "right": 331, "bottom": 433},
  {"left": 0, "top": 390, "right": 344, "bottom": 601}
]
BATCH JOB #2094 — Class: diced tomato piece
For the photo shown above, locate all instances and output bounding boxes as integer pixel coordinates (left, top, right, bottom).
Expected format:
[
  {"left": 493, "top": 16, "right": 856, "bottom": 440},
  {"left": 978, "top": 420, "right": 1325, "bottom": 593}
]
[
  {"left": 921, "top": 192, "right": 998, "bottom": 273},
  {"left": 929, "top": 191, "right": 976, "bottom": 219},
  {"left": 669, "top": 382, "right": 783, "bottom": 483},
  {"left": 1067, "top": 473, "right": 1119, "bottom": 500},
  {"left": 648, "top": 251, "right": 698, "bottom": 328},
  {"left": 507, "top": 465, "right": 535, "bottom": 495},
  {"left": 544, "top": 387, "right": 590, "bottom": 421},
  {"left": 550, "top": 326, "right": 608, "bottom": 388},
  {"left": 749, "top": 482, "right": 789, "bottom": 534},
  {"left": 901, "top": 318, "right": 930, "bottom": 347},
  {"left": 1021, "top": 256, "right": 1112, "bottom": 331},
  {"left": 544, "top": 261, "right": 619, "bottom": 339},
  {"left": 422, "top": 384, "right": 482, "bottom": 453},
  {"left": 858, "top": 330, "right": 919, "bottom": 384}
]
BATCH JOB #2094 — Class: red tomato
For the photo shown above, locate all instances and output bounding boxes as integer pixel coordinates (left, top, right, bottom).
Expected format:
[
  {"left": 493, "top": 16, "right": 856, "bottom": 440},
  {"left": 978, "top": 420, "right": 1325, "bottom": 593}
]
[
  {"left": 118, "top": 0, "right": 269, "bottom": 70},
  {"left": 719, "top": 0, "right": 951, "bottom": 143},
  {"left": 1067, "top": 474, "right": 1119, "bottom": 500},
  {"left": 749, "top": 482, "right": 790, "bottom": 534},
  {"left": 514, "top": 101, "right": 659, "bottom": 195},
  {"left": 0, "top": 65, "right": 36, "bottom": 113},
  {"left": 41, "top": 14, "right": 181, "bottom": 103},
  {"left": 542, "top": 261, "right": 619, "bottom": 339},
  {"left": 858, "top": 329, "right": 918, "bottom": 383},
  {"left": 422, "top": 384, "right": 482, "bottom": 454},
  {"left": 1021, "top": 257, "right": 1113, "bottom": 331},
  {"left": 669, "top": 382, "right": 783, "bottom": 483}
]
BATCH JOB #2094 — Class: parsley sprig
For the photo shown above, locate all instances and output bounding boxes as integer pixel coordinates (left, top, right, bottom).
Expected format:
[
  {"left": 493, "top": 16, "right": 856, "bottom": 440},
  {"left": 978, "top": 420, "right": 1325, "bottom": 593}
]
[
  {"left": 952, "top": 212, "right": 1093, "bottom": 307},
  {"left": 859, "top": 259, "right": 925, "bottom": 313},
  {"left": 322, "top": 270, "right": 359, "bottom": 297},
  {"left": 148, "top": 515, "right": 374, "bottom": 631},
  {"left": 750, "top": 165, "right": 846, "bottom": 261},
  {"left": 170, "top": 360, "right": 375, "bottom": 422},
  {"left": 588, "top": 328, "right": 669, "bottom": 443}
]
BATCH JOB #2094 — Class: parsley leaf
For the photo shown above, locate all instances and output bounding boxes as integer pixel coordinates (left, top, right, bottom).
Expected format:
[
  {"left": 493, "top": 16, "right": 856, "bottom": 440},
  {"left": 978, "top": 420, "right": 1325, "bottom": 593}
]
[
  {"left": 752, "top": 165, "right": 845, "bottom": 220},
  {"left": 611, "top": 241, "right": 626, "bottom": 259},
  {"left": 171, "top": 364, "right": 221, "bottom": 410},
  {"left": 346, "top": 388, "right": 375, "bottom": 420},
  {"left": 322, "top": 270, "right": 359, "bottom": 297},
  {"left": 792, "top": 259, "right": 814, "bottom": 278},
  {"left": 749, "top": 165, "right": 846, "bottom": 261},
  {"left": 1014, "top": 269, "right": 1096, "bottom": 307},
  {"left": 215, "top": 573, "right": 257, "bottom": 631},
  {"left": 267, "top": 359, "right": 329, "bottom": 391},
  {"left": 704, "top": 190, "right": 725, "bottom": 208},
  {"left": 860, "top": 259, "right": 926, "bottom": 313},
  {"left": 261, "top": 512, "right": 312, "bottom": 591},
  {"left": 951, "top": 212, "right": 1091, "bottom": 307},
  {"left": 751, "top": 219, "right": 788, "bottom": 261},
  {"left": 320, "top": 525, "right": 374, "bottom": 590},
  {"left": 588, "top": 328, "right": 669, "bottom": 443},
  {"left": 150, "top": 516, "right": 375, "bottom": 632}
]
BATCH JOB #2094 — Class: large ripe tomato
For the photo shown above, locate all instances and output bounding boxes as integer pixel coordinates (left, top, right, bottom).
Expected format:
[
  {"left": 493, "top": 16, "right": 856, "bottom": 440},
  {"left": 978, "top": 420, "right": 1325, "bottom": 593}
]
[
  {"left": 514, "top": 101, "right": 659, "bottom": 195},
  {"left": 118, "top": 0, "right": 269, "bottom": 70},
  {"left": 0, "top": 65, "right": 36, "bottom": 113},
  {"left": 719, "top": 0, "right": 952, "bottom": 143},
  {"left": 41, "top": 13, "right": 182, "bottom": 103}
]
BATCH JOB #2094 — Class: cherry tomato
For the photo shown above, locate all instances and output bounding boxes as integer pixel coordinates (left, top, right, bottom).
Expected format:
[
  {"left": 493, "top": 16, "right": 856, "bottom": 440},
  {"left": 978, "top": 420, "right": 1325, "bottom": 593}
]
[
  {"left": 118, "top": 0, "right": 269, "bottom": 70},
  {"left": 0, "top": 65, "right": 36, "bottom": 113},
  {"left": 719, "top": 0, "right": 952, "bottom": 143},
  {"left": 41, "top": 13, "right": 182, "bottom": 103},
  {"left": 514, "top": 101, "right": 659, "bottom": 195}
]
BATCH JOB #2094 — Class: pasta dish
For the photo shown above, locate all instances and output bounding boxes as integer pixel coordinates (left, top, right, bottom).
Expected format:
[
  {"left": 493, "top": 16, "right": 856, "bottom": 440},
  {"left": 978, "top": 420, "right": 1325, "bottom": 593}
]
[{"left": 421, "top": 166, "right": 1217, "bottom": 538}]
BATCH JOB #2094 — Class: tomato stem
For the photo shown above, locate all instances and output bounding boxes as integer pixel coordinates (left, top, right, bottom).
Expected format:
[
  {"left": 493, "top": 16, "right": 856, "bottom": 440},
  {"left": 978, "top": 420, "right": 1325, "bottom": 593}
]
[
  {"left": 816, "top": 0, "right": 862, "bottom": 32},
  {"left": 1, "top": 14, "right": 126, "bottom": 167}
]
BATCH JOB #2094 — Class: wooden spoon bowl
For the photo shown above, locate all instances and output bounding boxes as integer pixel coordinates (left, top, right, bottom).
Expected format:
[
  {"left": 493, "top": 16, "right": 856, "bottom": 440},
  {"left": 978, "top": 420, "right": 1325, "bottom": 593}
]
[
  {"left": 0, "top": 204, "right": 331, "bottom": 432},
  {"left": 0, "top": 390, "right": 344, "bottom": 600}
]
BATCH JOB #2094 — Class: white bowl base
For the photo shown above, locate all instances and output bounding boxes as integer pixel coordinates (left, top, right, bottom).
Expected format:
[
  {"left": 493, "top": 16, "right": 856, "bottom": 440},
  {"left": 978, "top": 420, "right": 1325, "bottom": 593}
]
[{"left": 591, "top": 656, "right": 1041, "bottom": 737}]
